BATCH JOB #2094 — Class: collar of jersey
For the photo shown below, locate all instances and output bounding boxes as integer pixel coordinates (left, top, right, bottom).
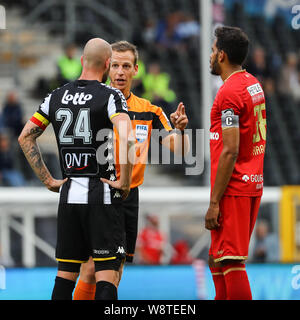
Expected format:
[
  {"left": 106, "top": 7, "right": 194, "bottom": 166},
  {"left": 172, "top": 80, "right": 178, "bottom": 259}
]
[{"left": 224, "top": 69, "right": 246, "bottom": 83}]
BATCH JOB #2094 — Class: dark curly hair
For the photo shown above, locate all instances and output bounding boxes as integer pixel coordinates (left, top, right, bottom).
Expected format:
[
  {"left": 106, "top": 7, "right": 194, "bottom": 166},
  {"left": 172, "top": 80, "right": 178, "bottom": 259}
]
[{"left": 215, "top": 26, "right": 249, "bottom": 65}]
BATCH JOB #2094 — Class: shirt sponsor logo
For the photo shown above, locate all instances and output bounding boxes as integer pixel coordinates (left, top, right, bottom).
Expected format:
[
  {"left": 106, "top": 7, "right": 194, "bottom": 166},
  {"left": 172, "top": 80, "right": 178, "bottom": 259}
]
[
  {"left": 250, "top": 174, "right": 263, "bottom": 183},
  {"left": 242, "top": 175, "right": 250, "bottom": 182},
  {"left": 136, "top": 124, "right": 148, "bottom": 142},
  {"left": 242, "top": 174, "right": 263, "bottom": 183},
  {"left": 247, "top": 83, "right": 263, "bottom": 96},
  {"left": 61, "top": 147, "right": 98, "bottom": 176},
  {"left": 65, "top": 152, "right": 93, "bottom": 169},
  {"left": 210, "top": 131, "right": 219, "bottom": 141},
  {"left": 61, "top": 90, "right": 93, "bottom": 105}
]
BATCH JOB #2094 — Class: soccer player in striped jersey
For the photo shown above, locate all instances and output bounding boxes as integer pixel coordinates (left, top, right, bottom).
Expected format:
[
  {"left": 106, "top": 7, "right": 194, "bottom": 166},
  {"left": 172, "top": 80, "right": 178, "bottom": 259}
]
[
  {"left": 18, "top": 38, "right": 135, "bottom": 300},
  {"left": 73, "top": 41, "right": 190, "bottom": 300},
  {"left": 206, "top": 26, "right": 266, "bottom": 300}
]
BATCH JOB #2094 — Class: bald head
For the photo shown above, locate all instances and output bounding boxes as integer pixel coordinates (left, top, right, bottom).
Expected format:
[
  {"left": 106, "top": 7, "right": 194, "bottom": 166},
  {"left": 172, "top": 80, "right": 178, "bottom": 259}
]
[{"left": 82, "top": 38, "right": 112, "bottom": 70}]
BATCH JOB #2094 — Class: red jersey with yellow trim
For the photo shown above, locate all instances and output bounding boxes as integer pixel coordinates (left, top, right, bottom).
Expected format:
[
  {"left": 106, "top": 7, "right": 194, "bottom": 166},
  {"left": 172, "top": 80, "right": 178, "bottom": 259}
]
[
  {"left": 114, "top": 93, "right": 173, "bottom": 189},
  {"left": 210, "top": 70, "right": 266, "bottom": 196}
]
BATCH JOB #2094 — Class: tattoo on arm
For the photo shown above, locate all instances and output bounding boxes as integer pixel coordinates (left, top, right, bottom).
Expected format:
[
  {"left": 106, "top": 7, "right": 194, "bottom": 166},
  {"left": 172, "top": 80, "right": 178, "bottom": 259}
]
[{"left": 19, "top": 123, "right": 52, "bottom": 185}]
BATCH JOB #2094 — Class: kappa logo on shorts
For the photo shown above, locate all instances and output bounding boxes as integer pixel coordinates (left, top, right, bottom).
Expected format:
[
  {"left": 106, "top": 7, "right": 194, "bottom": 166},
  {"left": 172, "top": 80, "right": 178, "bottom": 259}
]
[
  {"left": 114, "top": 191, "right": 121, "bottom": 198},
  {"left": 117, "top": 246, "right": 125, "bottom": 254}
]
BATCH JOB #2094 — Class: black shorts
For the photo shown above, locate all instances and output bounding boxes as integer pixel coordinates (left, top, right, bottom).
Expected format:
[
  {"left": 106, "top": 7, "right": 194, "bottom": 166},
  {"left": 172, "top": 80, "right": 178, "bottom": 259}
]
[
  {"left": 123, "top": 187, "right": 139, "bottom": 262},
  {"left": 55, "top": 203, "right": 126, "bottom": 271}
]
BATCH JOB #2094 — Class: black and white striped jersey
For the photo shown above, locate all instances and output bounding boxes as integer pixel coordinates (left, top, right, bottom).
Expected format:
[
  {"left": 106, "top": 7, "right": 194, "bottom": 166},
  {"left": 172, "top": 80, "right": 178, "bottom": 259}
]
[{"left": 31, "top": 79, "right": 128, "bottom": 204}]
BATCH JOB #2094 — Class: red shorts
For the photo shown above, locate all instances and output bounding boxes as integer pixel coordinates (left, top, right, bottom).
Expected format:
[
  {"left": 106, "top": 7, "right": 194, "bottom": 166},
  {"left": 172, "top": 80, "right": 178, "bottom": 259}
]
[{"left": 209, "top": 195, "right": 261, "bottom": 263}]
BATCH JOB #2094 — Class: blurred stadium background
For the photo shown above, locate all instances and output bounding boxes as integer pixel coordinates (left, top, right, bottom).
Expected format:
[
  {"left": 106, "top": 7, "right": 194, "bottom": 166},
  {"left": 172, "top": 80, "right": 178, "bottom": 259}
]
[{"left": 0, "top": 0, "right": 300, "bottom": 300}]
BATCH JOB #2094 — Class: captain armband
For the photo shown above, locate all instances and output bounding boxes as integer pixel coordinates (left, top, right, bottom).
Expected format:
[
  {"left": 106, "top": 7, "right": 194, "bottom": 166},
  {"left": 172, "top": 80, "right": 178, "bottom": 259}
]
[{"left": 221, "top": 108, "right": 239, "bottom": 129}]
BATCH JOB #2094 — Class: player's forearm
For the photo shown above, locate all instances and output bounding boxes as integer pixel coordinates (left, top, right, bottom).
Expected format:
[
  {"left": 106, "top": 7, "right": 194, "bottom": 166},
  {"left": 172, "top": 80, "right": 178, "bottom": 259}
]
[
  {"left": 210, "top": 148, "right": 238, "bottom": 204},
  {"left": 18, "top": 126, "right": 53, "bottom": 187}
]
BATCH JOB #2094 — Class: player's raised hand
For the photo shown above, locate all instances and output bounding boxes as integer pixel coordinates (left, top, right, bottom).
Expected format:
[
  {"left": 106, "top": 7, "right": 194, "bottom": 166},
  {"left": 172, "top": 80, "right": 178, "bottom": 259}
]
[{"left": 170, "top": 102, "right": 188, "bottom": 131}]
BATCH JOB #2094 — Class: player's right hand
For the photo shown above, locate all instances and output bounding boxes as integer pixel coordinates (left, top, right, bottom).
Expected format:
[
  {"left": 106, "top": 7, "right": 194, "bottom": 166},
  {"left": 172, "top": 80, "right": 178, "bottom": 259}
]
[
  {"left": 46, "top": 178, "right": 68, "bottom": 193},
  {"left": 205, "top": 202, "right": 221, "bottom": 230},
  {"left": 100, "top": 178, "right": 130, "bottom": 200}
]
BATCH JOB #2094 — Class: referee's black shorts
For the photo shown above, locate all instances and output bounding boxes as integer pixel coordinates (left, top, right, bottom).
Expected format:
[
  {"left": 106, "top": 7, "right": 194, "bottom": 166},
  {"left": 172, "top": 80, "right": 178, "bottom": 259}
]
[
  {"left": 55, "top": 203, "right": 126, "bottom": 271},
  {"left": 122, "top": 187, "right": 139, "bottom": 262}
]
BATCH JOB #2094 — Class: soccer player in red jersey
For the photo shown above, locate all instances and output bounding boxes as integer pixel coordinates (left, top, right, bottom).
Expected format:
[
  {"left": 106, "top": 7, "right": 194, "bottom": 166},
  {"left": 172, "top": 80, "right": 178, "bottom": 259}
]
[{"left": 205, "top": 26, "right": 266, "bottom": 300}]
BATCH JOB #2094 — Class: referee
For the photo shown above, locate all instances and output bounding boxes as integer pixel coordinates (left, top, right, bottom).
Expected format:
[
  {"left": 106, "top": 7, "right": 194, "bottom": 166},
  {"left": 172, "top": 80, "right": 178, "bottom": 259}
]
[
  {"left": 73, "top": 41, "right": 190, "bottom": 300},
  {"left": 18, "top": 38, "right": 134, "bottom": 300}
]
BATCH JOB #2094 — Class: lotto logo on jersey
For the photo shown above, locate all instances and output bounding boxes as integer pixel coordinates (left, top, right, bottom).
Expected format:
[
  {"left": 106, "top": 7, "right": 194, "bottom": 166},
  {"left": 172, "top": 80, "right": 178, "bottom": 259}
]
[
  {"left": 136, "top": 124, "right": 148, "bottom": 143},
  {"left": 61, "top": 90, "right": 93, "bottom": 105}
]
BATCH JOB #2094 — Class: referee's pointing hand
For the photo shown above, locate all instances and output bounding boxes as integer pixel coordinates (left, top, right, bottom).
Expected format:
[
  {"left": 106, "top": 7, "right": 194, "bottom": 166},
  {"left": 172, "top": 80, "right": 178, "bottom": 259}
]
[{"left": 170, "top": 102, "right": 188, "bottom": 131}]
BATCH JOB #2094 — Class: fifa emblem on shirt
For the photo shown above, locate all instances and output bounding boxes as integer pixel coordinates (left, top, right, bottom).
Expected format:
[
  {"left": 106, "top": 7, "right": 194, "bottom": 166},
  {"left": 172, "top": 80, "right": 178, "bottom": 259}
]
[{"left": 135, "top": 124, "right": 148, "bottom": 143}]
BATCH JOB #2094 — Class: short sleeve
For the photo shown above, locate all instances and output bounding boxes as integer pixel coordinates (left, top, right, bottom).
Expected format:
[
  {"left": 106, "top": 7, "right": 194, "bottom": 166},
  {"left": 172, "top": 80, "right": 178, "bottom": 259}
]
[
  {"left": 107, "top": 89, "right": 128, "bottom": 120},
  {"left": 30, "top": 93, "right": 51, "bottom": 130},
  {"left": 218, "top": 88, "right": 243, "bottom": 115},
  {"left": 218, "top": 88, "right": 243, "bottom": 129}
]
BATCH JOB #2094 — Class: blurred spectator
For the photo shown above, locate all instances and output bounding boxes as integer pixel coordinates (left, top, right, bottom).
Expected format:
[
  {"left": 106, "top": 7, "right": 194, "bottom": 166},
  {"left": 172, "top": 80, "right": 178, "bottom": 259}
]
[
  {"left": 136, "top": 214, "right": 165, "bottom": 265},
  {"left": 279, "top": 52, "right": 300, "bottom": 101},
  {"left": 131, "top": 58, "right": 147, "bottom": 96},
  {"left": 175, "top": 14, "right": 200, "bottom": 41},
  {"left": 171, "top": 239, "right": 194, "bottom": 264},
  {"left": 263, "top": 77, "right": 276, "bottom": 96},
  {"left": 56, "top": 43, "right": 82, "bottom": 87},
  {"left": 246, "top": 46, "right": 270, "bottom": 85},
  {"left": 142, "top": 62, "right": 176, "bottom": 107},
  {"left": 155, "top": 11, "right": 200, "bottom": 51},
  {"left": 1, "top": 91, "right": 24, "bottom": 138},
  {"left": 155, "top": 12, "right": 183, "bottom": 49},
  {"left": 141, "top": 19, "right": 157, "bottom": 47},
  {"left": 250, "top": 219, "right": 279, "bottom": 263},
  {"left": 33, "top": 43, "right": 82, "bottom": 98},
  {"left": 0, "top": 133, "right": 25, "bottom": 186}
]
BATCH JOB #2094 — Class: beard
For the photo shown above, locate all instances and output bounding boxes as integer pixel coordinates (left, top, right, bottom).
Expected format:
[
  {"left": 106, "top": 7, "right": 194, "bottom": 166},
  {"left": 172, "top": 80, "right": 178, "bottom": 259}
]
[{"left": 210, "top": 53, "right": 221, "bottom": 76}]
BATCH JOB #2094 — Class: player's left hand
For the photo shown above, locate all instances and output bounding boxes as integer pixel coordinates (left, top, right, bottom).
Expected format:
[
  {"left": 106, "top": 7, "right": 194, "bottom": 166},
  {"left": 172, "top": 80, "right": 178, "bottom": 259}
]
[
  {"left": 170, "top": 102, "right": 188, "bottom": 131},
  {"left": 100, "top": 178, "right": 130, "bottom": 200},
  {"left": 205, "top": 202, "right": 221, "bottom": 230}
]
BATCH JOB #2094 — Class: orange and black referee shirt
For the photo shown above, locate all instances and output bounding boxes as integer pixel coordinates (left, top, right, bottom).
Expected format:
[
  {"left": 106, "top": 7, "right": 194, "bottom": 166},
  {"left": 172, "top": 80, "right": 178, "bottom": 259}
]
[{"left": 114, "top": 92, "right": 173, "bottom": 188}]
